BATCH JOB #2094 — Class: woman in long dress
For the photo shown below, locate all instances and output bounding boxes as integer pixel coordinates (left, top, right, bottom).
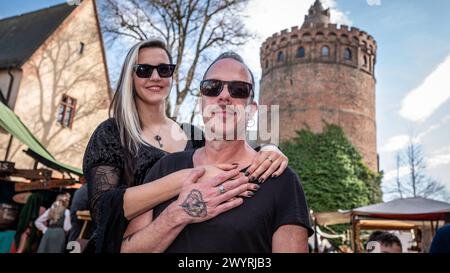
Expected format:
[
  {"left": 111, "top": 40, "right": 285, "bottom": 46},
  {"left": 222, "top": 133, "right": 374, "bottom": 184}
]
[{"left": 35, "top": 193, "right": 71, "bottom": 253}]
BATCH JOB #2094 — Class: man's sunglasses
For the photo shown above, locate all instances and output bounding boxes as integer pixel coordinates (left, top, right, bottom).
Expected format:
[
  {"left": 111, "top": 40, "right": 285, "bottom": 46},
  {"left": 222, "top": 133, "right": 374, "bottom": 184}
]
[
  {"left": 200, "top": 79, "right": 253, "bottom": 99},
  {"left": 133, "top": 64, "right": 176, "bottom": 78}
]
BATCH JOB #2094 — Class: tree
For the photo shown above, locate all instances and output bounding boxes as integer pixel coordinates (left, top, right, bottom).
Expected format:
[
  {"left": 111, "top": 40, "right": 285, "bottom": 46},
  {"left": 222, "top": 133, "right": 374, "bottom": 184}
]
[
  {"left": 387, "top": 137, "right": 448, "bottom": 201},
  {"left": 99, "top": 0, "right": 252, "bottom": 121},
  {"left": 281, "top": 124, "right": 382, "bottom": 213}
]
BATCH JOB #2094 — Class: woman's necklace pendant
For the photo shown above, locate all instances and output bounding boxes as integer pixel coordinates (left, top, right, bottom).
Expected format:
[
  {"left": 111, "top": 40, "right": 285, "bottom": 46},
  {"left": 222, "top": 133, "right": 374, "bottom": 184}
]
[{"left": 154, "top": 135, "right": 163, "bottom": 148}]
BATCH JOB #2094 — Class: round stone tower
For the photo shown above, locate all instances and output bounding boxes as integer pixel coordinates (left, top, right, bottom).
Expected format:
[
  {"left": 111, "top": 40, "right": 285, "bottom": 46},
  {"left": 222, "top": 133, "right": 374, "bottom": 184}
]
[{"left": 259, "top": 0, "right": 378, "bottom": 171}]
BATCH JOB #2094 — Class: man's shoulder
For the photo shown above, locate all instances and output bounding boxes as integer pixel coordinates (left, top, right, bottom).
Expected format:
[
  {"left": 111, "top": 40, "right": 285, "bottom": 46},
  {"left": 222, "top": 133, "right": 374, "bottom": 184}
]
[
  {"left": 262, "top": 166, "right": 304, "bottom": 194},
  {"left": 144, "top": 150, "right": 194, "bottom": 183},
  {"left": 158, "top": 150, "right": 195, "bottom": 166},
  {"left": 272, "top": 166, "right": 300, "bottom": 183}
]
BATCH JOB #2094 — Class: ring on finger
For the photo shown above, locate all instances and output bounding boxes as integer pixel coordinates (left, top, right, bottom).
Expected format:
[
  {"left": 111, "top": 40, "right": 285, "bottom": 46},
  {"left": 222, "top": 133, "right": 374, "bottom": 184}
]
[
  {"left": 266, "top": 157, "right": 274, "bottom": 163},
  {"left": 218, "top": 184, "right": 226, "bottom": 195}
]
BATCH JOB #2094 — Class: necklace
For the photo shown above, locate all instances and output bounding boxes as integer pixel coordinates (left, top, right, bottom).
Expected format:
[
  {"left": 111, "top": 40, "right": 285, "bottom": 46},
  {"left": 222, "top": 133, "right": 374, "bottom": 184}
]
[
  {"left": 154, "top": 134, "right": 163, "bottom": 148},
  {"left": 147, "top": 125, "right": 164, "bottom": 148}
]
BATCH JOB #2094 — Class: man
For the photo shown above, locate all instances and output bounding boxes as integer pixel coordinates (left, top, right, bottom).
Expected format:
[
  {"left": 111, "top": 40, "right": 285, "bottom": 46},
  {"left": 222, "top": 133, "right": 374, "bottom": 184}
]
[
  {"left": 120, "top": 52, "right": 313, "bottom": 253},
  {"left": 429, "top": 215, "right": 450, "bottom": 253},
  {"left": 366, "top": 231, "right": 403, "bottom": 253},
  {"left": 68, "top": 183, "right": 90, "bottom": 243}
]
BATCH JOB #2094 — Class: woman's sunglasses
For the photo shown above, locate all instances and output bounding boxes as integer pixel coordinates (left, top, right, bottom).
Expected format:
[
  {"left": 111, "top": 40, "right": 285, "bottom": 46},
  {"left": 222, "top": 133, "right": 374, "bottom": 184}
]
[
  {"left": 200, "top": 79, "right": 253, "bottom": 99},
  {"left": 134, "top": 64, "right": 176, "bottom": 78}
]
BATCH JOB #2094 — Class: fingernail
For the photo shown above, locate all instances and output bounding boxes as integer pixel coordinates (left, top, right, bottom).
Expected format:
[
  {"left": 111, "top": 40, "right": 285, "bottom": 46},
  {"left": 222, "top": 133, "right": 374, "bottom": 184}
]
[
  {"left": 254, "top": 185, "right": 260, "bottom": 191},
  {"left": 247, "top": 192, "right": 254, "bottom": 197},
  {"left": 258, "top": 178, "right": 264, "bottom": 184},
  {"left": 244, "top": 171, "right": 250, "bottom": 177},
  {"left": 272, "top": 174, "right": 277, "bottom": 178},
  {"left": 249, "top": 176, "right": 256, "bottom": 182}
]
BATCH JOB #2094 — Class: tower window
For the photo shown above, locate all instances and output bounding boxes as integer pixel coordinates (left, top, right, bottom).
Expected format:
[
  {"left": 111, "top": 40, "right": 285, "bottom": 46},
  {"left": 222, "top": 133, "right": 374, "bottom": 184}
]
[
  {"left": 277, "top": 51, "right": 285, "bottom": 62},
  {"left": 363, "top": 55, "right": 368, "bottom": 67},
  {"left": 344, "top": 48, "right": 352, "bottom": 61},
  {"left": 57, "top": 95, "right": 77, "bottom": 128},
  {"left": 265, "top": 60, "right": 269, "bottom": 69},
  {"left": 297, "top": 47, "right": 306, "bottom": 58},
  {"left": 321, "top": 46, "right": 330, "bottom": 57}
]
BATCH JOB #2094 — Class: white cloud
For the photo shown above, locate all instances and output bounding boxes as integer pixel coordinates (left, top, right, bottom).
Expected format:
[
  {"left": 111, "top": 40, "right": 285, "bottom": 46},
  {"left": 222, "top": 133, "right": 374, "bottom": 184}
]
[
  {"left": 428, "top": 148, "right": 450, "bottom": 169},
  {"left": 383, "top": 166, "right": 409, "bottom": 182},
  {"left": 399, "top": 54, "right": 450, "bottom": 122},
  {"left": 383, "top": 147, "right": 450, "bottom": 183},
  {"left": 416, "top": 114, "right": 450, "bottom": 140},
  {"left": 380, "top": 134, "right": 410, "bottom": 152},
  {"left": 380, "top": 114, "right": 450, "bottom": 153}
]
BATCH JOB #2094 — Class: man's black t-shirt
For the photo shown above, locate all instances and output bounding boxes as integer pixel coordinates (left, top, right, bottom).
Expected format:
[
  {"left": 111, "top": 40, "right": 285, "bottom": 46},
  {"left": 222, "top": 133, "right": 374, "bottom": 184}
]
[{"left": 143, "top": 149, "right": 314, "bottom": 253}]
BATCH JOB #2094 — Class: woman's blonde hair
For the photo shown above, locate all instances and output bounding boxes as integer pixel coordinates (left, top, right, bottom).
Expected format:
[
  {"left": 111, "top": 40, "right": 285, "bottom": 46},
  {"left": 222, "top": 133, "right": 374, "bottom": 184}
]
[
  {"left": 109, "top": 39, "right": 173, "bottom": 185},
  {"left": 48, "top": 193, "right": 70, "bottom": 225}
]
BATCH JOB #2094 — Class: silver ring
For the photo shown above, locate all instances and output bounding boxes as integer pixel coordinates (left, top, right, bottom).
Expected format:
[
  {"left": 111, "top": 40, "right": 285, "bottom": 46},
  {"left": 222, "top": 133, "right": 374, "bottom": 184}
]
[
  {"left": 218, "top": 184, "right": 226, "bottom": 195},
  {"left": 266, "top": 157, "right": 274, "bottom": 163}
]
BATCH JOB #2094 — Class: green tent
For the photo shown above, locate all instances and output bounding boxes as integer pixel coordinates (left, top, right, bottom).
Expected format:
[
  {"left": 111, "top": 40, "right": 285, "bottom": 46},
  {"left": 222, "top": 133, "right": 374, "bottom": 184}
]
[{"left": 0, "top": 101, "right": 82, "bottom": 176}]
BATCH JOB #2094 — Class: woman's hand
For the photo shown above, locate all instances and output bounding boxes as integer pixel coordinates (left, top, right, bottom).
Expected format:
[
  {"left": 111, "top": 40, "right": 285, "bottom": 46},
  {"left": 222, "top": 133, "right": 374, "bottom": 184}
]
[
  {"left": 168, "top": 168, "right": 248, "bottom": 225},
  {"left": 198, "top": 164, "right": 260, "bottom": 198},
  {"left": 245, "top": 144, "right": 289, "bottom": 183}
]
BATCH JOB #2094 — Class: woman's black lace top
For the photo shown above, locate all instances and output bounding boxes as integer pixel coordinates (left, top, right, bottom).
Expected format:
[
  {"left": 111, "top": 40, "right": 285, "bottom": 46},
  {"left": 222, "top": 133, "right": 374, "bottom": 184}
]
[{"left": 82, "top": 118, "right": 204, "bottom": 252}]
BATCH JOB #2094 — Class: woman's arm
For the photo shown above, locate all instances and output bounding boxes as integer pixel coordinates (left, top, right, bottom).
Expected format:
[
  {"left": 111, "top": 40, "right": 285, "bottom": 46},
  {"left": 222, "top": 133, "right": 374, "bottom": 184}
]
[
  {"left": 63, "top": 210, "right": 72, "bottom": 232},
  {"left": 246, "top": 145, "right": 289, "bottom": 183},
  {"left": 123, "top": 168, "right": 191, "bottom": 220},
  {"left": 34, "top": 209, "right": 49, "bottom": 233}
]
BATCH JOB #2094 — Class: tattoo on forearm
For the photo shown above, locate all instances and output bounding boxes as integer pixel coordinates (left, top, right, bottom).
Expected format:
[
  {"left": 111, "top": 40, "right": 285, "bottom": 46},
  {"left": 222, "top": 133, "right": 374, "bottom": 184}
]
[{"left": 180, "top": 189, "right": 207, "bottom": 217}]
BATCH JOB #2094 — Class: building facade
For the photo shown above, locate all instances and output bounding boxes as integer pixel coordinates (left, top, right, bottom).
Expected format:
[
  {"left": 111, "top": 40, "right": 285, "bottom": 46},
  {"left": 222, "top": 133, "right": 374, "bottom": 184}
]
[{"left": 0, "top": 0, "right": 110, "bottom": 170}]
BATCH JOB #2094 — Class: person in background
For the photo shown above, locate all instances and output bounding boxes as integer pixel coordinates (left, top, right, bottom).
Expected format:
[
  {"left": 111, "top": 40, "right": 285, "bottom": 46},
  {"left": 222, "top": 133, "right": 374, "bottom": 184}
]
[
  {"left": 14, "top": 193, "right": 46, "bottom": 253},
  {"left": 429, "top": 214, "right": 450, "bottom": 253},
  {"left": 366, "top": 231, "right": 402, "bottom": 253},
  {"left": 35, "top": 193, "right": 72, "bottom": 253},
  {"left": 67, "top": 184, "right": 90, "bottom": 243}
]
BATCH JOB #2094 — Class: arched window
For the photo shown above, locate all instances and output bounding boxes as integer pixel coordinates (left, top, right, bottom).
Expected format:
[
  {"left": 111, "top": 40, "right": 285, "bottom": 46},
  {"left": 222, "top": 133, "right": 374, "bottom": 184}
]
[
  {"left": 363, "top": 55, "right": 368, "bottom": 67},
  {"left": 277, "top": 51, "right": 285, "bottom": 62},
  {"left": 344, "top": 48, "right": 352, "bottom": 61},
  {"left": 321, "top": 46, "right": 330, "bottom": 57},
  {"left": 297, "top": 47, "right": 305, "bottom": 58}
]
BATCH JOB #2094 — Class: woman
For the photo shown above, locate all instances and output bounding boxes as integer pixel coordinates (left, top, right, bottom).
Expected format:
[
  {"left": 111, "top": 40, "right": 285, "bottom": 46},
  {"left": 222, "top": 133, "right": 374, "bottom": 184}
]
[
  {"left": 35, "top": 193, "right": 71, "bottom": 253},
  {"left": 83, "top": 39, "right": 288, "bottom": 253}
]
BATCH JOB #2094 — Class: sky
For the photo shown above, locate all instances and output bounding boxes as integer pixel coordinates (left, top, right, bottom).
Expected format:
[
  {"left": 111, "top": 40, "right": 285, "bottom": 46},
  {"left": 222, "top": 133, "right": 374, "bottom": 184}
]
[{"left": 1, "top": 0, "right": 450, "bottom": 201}]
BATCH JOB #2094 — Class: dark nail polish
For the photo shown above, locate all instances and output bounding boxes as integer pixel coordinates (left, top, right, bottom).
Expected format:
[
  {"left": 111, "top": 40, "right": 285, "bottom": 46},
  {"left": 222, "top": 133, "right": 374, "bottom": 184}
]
[
  {"left": 258, "top": 178, "right": 264, "bottom": 184},
  {"left": 247, "top": 192, "right": 254, "bottom": 197},
  {"left": 254, "top": 185, "right": 260, "bottom": 191},
  {"left": 249, "top": 176, "right": 256, "bottom": 182},
  {"left": 244, "top": 171, "right": 250, "bottom": 177}
]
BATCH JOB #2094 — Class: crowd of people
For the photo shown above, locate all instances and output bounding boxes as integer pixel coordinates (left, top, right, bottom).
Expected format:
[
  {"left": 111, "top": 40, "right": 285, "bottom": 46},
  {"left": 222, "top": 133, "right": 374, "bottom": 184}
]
[{"left": 9, "top": 184, "right": 90, "bottom": 253}]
